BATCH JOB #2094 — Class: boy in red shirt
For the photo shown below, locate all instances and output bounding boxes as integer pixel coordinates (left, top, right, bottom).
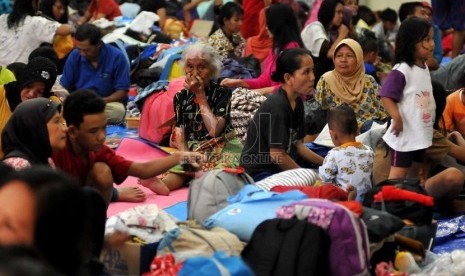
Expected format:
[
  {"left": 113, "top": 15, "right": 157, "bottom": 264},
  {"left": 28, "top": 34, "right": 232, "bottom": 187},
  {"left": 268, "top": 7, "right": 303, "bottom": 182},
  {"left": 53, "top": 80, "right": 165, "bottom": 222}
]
[{"left": 53, "top": 89, "right": 203, "bottom": 205}]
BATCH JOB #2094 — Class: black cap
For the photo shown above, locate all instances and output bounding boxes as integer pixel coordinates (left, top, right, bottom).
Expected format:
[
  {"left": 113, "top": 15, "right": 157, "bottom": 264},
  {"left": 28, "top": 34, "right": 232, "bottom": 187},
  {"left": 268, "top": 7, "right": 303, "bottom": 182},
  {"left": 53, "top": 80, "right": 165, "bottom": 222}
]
[{"left": 17, "top": 57, "right": 58, "bottom": 96}]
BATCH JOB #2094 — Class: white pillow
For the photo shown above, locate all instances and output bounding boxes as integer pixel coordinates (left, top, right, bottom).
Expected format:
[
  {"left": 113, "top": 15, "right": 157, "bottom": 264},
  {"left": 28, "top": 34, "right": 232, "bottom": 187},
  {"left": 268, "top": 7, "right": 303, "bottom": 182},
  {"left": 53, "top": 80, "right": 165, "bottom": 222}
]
[{"left": 255, "top": 168, "right": 318, "bottom": 191}]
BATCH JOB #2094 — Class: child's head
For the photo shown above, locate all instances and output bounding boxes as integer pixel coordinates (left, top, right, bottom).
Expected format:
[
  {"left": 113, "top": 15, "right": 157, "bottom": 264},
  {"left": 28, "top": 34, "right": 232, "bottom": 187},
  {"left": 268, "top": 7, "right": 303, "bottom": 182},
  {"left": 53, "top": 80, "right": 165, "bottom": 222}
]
[
  {"left": 395, "top": 16, "right": 433, "bottom": 66},
  {"left": 357, "top": 5, "right": 376, "bottom": 26},
  {"left": 271, "top": 48, "right": 315, "bottom": 96},
  {"left": 398, "top": 2, "right": 425, "bottom": 22},
  {"left": 359, "top": 30, "right": 378, "bottom": 64},
  {"left": 379, "top": 8, "right": 397, "bottom": 31},
  {"left": 327, "top": 104, "right": 358, "bottom": 146}
]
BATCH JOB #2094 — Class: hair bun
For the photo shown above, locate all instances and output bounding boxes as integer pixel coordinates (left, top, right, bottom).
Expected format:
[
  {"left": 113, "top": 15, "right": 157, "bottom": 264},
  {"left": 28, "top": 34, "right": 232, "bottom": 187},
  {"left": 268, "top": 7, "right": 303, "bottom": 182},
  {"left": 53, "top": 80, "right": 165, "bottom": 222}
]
[{"left": 271, "top": 70, "right": 281, "bottom": 83}]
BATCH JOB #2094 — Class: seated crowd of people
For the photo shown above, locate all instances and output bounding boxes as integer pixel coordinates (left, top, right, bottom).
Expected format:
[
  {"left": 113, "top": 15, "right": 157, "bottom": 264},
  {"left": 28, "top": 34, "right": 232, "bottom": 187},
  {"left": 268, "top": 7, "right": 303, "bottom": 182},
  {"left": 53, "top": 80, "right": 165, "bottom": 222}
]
[{"left": 2, "top": 0, "right": 465, "bottom": 274}]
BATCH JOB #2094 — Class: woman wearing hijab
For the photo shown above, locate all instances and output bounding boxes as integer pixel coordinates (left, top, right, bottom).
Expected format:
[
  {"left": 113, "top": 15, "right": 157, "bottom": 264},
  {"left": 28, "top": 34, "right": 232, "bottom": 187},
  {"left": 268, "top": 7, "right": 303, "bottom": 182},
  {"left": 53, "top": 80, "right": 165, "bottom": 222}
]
[
  {"left": 2, "top": 98, "right": 66, "bottom": 169},
  {"left": 316, "top": 38, "right": 387, "bottom": 132},
  {"left": 0, "top": 57, "right": 58, "bottom": 158},
  {"left": 244, "top": 8, "right": 273, "bottom": 66},
  {"left": 1, "top": 99, "right": 108, "bottom": 275}
]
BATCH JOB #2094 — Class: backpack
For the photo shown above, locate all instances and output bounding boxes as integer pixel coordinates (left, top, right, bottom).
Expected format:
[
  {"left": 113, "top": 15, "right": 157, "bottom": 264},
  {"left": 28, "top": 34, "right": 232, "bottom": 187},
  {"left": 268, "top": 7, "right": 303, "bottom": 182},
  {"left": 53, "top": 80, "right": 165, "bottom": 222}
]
[
  {"left": 361, "top": 207, "right": 405, "bottom": 243},
  {"left": 362, "top": 179, "right": 434, "bottom": 225},
  {"left": 156, "top": 222, "right": 244, "bottom": 259},
  {"left": 271, "top": 184, "right": 349, "bottom": 201},
  {"left": 179, "top": 251, "right": 253, "bottom": 276},
  {"left": 242, "top": 218, "right": 331, "bottom": 276},
  {"left": 277, "top": 199, "right": 371, "bottom": 276},
  {"left": 204, "top": 185, "right": 308, "bottom": 242},
  {"left": 188, "top": 168, "right": 254, "bottom": 224}
]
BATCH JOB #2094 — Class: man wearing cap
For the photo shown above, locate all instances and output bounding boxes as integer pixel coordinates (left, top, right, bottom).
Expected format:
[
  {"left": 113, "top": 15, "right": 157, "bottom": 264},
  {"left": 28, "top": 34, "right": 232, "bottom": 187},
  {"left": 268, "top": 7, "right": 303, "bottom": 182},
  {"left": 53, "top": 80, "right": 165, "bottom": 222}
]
[
  {"left": 60, "top": 23, "right": 130, "bottom": 124},
  {"left": 0, "top": 57, "right": 58, "bottom": 158}
]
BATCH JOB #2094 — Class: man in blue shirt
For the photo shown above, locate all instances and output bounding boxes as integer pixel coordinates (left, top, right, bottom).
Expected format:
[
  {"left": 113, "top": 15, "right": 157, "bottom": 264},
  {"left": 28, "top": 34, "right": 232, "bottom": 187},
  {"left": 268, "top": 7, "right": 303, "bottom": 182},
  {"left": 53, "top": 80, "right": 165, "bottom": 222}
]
[{"left": 61, "top": 23, "right": 130, "bottom": 124}]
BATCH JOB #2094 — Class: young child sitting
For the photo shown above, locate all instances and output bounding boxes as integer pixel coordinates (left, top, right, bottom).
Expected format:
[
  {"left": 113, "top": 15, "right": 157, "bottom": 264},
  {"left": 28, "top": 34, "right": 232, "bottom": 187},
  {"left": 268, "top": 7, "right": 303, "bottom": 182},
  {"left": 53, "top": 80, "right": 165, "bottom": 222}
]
[{"left": 318, "top": 105, "right": 374, "bottom": 201}]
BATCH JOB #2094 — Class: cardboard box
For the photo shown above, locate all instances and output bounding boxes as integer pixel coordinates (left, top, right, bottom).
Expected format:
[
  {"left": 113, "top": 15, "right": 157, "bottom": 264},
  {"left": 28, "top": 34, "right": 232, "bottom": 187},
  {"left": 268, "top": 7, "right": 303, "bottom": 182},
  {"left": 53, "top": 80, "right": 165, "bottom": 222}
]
[
  {"left": 100, "top": 241, "right": 158, "bottom": 275},
  {"left": 189, "top": 20, "right": 214, "bottom": 39},
  {"left": 126, "top": 117, "right": 140, "bottom": 129}
]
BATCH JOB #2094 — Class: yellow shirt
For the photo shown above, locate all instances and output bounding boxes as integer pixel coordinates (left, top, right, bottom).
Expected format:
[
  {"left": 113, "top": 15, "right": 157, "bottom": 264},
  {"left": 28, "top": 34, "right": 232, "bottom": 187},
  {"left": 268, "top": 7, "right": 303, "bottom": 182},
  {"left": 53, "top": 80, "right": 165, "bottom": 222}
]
[
  {"left": 0, "top": 67, "right": 15, "bottom": 85},
  {"left": 0, "top": 85, "right": 13, "bottom": 159}
]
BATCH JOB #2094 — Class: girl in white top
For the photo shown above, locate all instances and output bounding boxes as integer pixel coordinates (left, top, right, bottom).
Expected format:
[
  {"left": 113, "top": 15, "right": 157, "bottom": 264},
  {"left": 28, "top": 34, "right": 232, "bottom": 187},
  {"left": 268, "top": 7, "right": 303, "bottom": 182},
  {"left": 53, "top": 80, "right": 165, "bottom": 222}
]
[
  {"left": 379, "top": 17, "right": 436, "bottom": 180},
  {"left": 0, "top": 0, "right": 72, "bottom": 65}
]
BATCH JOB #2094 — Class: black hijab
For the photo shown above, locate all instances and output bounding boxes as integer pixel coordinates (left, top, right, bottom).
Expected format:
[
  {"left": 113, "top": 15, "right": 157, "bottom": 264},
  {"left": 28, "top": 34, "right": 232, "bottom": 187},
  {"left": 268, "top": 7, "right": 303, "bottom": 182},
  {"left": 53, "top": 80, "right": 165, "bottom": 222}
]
[
  {"left": 4, "top": 57, "right": 57, "bottom": 112},
  {"left": 2, "top": 98, "right": 61, "bottom": 165},
  {"left": 4, "top": 82, "right": 22, "bottom": 112}
]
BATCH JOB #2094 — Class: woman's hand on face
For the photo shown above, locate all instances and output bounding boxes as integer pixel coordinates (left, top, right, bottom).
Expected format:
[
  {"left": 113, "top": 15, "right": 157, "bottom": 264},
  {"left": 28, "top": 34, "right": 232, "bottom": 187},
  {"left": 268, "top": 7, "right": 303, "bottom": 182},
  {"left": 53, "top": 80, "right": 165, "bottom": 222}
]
[
  {"left": 390, "top": 117, "right": 403, "bottom": 136},
  {"left": 220, "top": 78, "right": 241, "bottom": 87},
  {"left": 184, "top": 73, "right": 205, "bottom": 95},
  {"left": 338, "top": 24, "right": 349, "bottom": 37}
]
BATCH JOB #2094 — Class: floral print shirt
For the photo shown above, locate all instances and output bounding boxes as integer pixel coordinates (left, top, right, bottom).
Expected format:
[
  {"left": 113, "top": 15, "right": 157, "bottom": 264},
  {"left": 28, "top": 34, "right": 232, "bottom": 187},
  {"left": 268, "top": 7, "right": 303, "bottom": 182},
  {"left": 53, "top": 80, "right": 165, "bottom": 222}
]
[
  {"left": 316, "top": 74, "right": 388, "bottom": 128},
  {"left": 174, "top": 81, "right": 232, "bottom": 142},
  {"left": 319, "top": 142, "right": 374, "bottom": 202},
  {"left": 208, "top": 28, "right": 246, "bottom": 62}
]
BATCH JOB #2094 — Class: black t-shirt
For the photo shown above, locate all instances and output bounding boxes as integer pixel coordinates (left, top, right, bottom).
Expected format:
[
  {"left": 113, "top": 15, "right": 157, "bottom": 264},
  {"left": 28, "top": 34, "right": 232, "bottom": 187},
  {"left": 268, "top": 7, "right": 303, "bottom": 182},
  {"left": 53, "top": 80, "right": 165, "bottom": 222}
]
[
  {"left": 174, "top": 81, "right": 232, "bottom": 142},
  {"left": 313, "top": 40, "right": 334, "bottom": 88},
  {"left": 240, "top": 88, "right": 305, "bottom": 177},
  {"left": 138, "top": 0, "right": 166, "bottom": 13}
]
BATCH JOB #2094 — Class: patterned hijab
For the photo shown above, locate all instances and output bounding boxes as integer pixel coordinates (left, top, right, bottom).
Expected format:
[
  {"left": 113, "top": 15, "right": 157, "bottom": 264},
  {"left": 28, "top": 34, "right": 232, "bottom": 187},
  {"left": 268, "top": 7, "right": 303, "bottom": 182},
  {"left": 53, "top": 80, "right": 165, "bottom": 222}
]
[
  {"left": 322, "top": 38, "right": 365, "bottom": 104},
  {"left": 2, "top": 98, "right": 61, "bottom": 164}
]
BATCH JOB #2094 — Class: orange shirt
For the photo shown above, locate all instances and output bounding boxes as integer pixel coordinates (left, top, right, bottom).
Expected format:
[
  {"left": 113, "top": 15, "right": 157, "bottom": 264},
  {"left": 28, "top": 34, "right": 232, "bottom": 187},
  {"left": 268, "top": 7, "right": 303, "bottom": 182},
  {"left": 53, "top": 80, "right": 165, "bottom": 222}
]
[
  {"left": 442, "top": 89, "right": 465, "bottom": 135},
  {"left": 0, "top": 86, "right": 12, "bottom": 159}
]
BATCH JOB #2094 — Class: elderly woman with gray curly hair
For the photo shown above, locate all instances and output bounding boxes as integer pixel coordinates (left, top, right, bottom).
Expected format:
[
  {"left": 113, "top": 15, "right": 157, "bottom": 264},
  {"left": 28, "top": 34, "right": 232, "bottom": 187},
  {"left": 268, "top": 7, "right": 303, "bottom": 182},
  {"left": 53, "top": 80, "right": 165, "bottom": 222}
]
[{"left": 140, "top": 43, "right": 243, "bottom": 195}]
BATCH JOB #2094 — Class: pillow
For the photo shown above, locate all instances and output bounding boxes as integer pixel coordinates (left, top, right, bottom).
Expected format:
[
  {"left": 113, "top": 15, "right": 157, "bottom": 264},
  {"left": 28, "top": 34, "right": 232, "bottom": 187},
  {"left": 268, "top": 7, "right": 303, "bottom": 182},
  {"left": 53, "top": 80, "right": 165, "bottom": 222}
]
[
  {"left": 254, "top": 168, "right": 317, "bottom": 191},
  {"left": 361, "top": 207, "right": 405, "bottom": 243}
]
